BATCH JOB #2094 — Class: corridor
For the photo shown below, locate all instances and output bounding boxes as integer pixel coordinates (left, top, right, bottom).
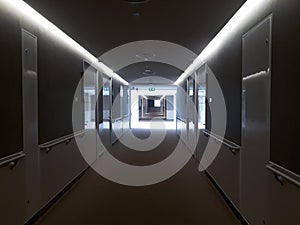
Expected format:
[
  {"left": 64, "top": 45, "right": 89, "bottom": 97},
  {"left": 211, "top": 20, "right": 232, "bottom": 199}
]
[
  {"left": 35, "top": 130, "right": 240, "bottom": 225},
  {"left": 1, "top": 0, "right": 300, "bottom": 225}
]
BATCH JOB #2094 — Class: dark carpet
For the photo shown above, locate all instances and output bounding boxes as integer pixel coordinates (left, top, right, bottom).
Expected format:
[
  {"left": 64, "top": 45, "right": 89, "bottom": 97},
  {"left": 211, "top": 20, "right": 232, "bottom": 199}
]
[{"left": 35, "top": 129, "right": 241, "bottom": 225}]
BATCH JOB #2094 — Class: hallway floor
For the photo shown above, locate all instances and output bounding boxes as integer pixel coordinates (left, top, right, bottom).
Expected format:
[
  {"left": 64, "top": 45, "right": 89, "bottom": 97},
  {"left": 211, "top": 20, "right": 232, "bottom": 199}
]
[{"left": 35, "top": 130, "right": 241, "bottom": 225}]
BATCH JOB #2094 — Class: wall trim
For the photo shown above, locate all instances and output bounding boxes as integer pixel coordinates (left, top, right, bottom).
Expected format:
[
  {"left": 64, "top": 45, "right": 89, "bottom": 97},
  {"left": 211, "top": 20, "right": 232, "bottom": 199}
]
[{"left": 24, "top": 167, "right": 89, "bottom": 225}]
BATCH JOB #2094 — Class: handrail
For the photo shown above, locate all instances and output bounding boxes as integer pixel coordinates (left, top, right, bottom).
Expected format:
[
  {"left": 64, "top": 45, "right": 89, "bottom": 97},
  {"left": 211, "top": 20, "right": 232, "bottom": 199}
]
[
  {"left": 201, "top": 129, "right": 240, "bottom": 154},
  {"left": 0, "top": 152, "right": 26, "bottom": 169},
  {"left": 176, "top": 116, "right": 187, "bottom": 123},
  {"left": 40, "top": 130, "right": 85, "bottom": 153},
  {"left": 111, "top": 117, "right": 123, "bottom": 122},
  {"left": 266, "top": 162, "right": 300, "bottom": 187}
]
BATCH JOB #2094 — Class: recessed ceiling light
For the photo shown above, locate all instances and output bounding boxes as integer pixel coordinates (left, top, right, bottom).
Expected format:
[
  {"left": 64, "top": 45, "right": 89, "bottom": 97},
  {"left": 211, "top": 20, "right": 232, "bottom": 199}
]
[
  {"left": 143, "top": 67, "right": 156, "bottom": 76},
  {"left": 136, "top": 52, "right": 156, "bottom": 61},
  {"left": 132, "top": 12, "right": 141, "bottom": 17}
]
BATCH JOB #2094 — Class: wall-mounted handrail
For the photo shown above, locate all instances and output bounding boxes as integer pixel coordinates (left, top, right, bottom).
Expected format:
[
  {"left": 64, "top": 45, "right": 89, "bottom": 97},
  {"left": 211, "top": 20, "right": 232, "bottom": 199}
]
[
  {"left": 176, "top": 116, "right": 187, "bottom": 123},
  {"left": 266, "top": 162, "right": 300, "bottom": 187},
  {"left": 201, "top": 129, "right": 240, "bottom": 154},
  {"left": 111, "top": 117, "right": 123, "bottom": 123},
  {"left": 0, "top": 152, "right": 26, "bottom": 169},
  {"left": 40, "top": 130, "right": 85, "bottom": 154}
]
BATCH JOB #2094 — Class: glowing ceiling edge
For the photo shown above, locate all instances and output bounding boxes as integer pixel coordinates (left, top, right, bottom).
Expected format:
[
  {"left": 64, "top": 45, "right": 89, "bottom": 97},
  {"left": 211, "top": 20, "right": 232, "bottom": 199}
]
[
  {"left": 174, "top": 0, "right": 267, "bottom": 85},
  {"left": 1, "top": 0, "right": 129, "bottom": 85}
]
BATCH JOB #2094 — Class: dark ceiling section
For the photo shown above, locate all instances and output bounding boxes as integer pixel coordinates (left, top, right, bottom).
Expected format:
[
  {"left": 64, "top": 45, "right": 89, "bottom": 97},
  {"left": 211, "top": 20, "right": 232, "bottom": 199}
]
[
  {"left": 117, "top": 61, "right": 183, "bottom": 83},
  {"left": 122, "top": 0, "right": 150, "bottom": 3},
  {"left": 25, "top": 0, "right": 245, "bottom": 57}
]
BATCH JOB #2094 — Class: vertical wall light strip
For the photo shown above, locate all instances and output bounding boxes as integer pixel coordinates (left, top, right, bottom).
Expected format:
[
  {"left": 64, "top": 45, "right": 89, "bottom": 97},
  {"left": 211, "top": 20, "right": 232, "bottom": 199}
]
[
  {"left": 0, "top": 0, "right": 129, "bottom": 85},
  {"left": 174, "top": 0, "right": 268, "bottom": 85}
]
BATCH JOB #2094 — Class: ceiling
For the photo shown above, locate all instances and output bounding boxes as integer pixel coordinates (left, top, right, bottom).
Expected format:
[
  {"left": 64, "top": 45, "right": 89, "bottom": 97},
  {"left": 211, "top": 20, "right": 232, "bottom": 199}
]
[
  {"left": 117, "top": 61, "right": 183, "bottom": 83},
  {"left": 25, "top": 0, "right": 245, "bottom": 84}
]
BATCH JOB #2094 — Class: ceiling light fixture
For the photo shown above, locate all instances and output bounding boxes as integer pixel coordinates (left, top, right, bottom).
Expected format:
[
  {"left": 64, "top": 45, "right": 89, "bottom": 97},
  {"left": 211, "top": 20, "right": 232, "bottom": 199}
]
[
  {"left": 1, "top": 0, "right": 129, "bottom": 85},
  {"left": 142, "top": 67, "right": 156, "bottom": 76},
  {"left": 136, "top": 52, "right": 156, "bottom": 61},
  {"left": 174, "top": 0, "right": 267, "bottom": 85},
  {"left": 132, "top": 12, "right": 141, "bottom": 17}
]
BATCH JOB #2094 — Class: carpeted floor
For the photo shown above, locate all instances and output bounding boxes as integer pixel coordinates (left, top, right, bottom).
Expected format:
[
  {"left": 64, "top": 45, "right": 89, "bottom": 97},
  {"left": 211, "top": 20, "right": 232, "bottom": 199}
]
[{"left": 35, "top": 129, "right": 241, "bottom": 225}]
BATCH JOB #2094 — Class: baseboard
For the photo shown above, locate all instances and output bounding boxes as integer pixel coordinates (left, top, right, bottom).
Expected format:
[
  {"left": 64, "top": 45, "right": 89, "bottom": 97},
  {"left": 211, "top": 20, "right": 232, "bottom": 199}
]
[
  {"left": 24, "top": 167, "right": 89, "bottom": 225},
  {"left": 204, "top": 170, "right": 249, "bottom": 225}
]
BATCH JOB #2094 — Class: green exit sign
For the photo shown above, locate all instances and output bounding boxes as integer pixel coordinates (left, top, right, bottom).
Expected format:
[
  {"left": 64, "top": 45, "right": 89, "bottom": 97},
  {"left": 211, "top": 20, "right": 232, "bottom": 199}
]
[{"left": 149, "top": 87, "right": 155, "bottom": 91}]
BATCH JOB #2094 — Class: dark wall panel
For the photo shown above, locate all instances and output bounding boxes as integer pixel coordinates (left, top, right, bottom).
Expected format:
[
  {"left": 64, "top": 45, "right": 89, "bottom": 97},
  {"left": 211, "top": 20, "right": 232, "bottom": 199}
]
[
  {"left": 38, "top": 37, "right": 83, "bottom": 143},
  {"left": 204, "top": 2, "right": 274, "bottom": 145},
  {"left": 176, "top": 81, "right": 187, "bottom": 120},
  {"left": 1, "top": 3, "right": 86, "bottom": 146},
  {"left": 0, "top": 10, "right": 22, "bottom": 158},
  {"left": 111, "top": 79, "right": 121, "bottom": 119},
  {"left": 98, "top": 88, "right": 104, "bottom": 124},
  {"left": 206, "top": 36, "right": 242, "bottom": 144},
  {"left": 270, "top": 0, "right": 300, "bottom": 175},
  {"left": 203, "top": 0, "right": 300, "bottom": 174},
  {"left": 123, "top": 86, "right": 129, "bottom": 116}
]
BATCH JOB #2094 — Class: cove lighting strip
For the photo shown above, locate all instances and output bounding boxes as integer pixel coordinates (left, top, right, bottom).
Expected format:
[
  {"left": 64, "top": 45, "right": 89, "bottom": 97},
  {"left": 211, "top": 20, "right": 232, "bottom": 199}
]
[
  {"left": 1, "top": 0, "right": 129, "bottom": 85},
  {"left": 174, "top": 0, "right": 267, "bottom": 85}
]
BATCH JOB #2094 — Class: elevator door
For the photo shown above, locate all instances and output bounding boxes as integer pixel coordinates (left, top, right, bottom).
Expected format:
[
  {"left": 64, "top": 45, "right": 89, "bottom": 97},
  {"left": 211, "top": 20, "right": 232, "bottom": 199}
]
[{"left": 241, "top": 16, "right": 272, "bottom": 225}]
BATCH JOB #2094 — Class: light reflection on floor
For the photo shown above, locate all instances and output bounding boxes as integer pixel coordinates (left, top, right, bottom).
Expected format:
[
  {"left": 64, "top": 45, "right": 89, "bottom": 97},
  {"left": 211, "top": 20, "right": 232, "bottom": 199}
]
[
  {"left": 131, "top": 120, "right": 176, "bottom": 130},
  {"left": 98, "top": 120, "right": 176, "bottom": 130}
]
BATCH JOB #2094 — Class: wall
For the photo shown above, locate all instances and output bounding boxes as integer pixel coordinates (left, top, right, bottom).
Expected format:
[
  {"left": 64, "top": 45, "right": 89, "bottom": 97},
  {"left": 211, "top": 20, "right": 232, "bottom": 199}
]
[
  {"left": 0, "top": 1, "right": 94, "bottom": 224},
  {"left": 0, "top": 3, "right": 23, "bottom": 159},
  {"left": 270, "top": 0, "right": 300, "bottom": 177},
  {"left": 196, "top": 0, "right": 300, "bottom": 224}
]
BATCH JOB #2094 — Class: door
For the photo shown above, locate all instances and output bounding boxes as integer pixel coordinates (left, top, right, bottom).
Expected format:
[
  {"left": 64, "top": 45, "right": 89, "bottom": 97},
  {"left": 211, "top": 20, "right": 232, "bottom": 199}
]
[
  {"left": 241, "top": 16, "right": 272, "bottom": 225},
  {"left": 111, "top": 80, "right": 122, "bottom": 145},
  {"left": 99, "top": 76, "right": 111, "bottom": 150},
  {"left": 195, "top": 65, "right": 207, "bottom": 160},
  {"left": 83, "top": 63, "right": 98, "bottom": 164},
  {"left": 22, "top": 29, "right": 40, "bottom": 221},
  {"left": 187, "top": 75, "right": 196, "bottom": 151}
]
